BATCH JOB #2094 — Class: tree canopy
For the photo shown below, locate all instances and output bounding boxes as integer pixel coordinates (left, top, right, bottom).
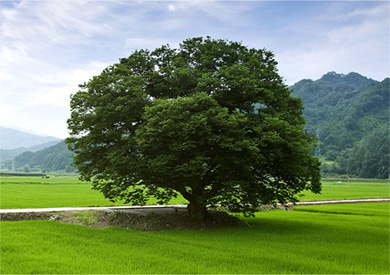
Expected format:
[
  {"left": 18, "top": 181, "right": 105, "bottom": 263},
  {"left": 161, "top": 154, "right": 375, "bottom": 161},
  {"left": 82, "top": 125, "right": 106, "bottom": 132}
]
[{"left": 66, "top": 37, "right": 321, "bottom": 220}]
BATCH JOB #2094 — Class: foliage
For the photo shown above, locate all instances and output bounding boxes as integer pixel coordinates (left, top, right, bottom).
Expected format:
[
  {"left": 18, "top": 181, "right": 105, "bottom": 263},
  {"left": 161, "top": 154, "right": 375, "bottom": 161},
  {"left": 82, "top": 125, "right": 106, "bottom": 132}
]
[
  {"left": 1, "top": 141, "right": 76, "bottom": 173},
  {"left": 342, "top": 125, "right": 389, "bottom": 178},
  {"left": 1, "top": 203, "right": 389, "bottom": 274},
  {"left": 67, "top": 37, "right": 321, "bottom": 219},
  {"left": 292, "top": 72, "right": 389, "bottom": 178}
]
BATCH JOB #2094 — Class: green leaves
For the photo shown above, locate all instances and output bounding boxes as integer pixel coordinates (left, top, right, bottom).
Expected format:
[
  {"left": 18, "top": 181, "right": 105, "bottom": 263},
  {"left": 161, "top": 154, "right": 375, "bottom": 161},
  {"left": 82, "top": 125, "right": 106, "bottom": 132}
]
[
  {"left": 66, "top": 37, "right": 321, "bottom": 218},
  {"left": 136, "top": 93, "right": 251, "bottom": 186}
]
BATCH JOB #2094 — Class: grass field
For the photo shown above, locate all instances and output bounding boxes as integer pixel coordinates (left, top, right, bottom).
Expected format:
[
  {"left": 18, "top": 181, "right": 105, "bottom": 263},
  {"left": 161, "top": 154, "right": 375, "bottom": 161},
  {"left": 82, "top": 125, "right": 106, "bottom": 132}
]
[
  {"left": 1, "top": 202, "right": 388, "bottom": 274},
  {"left": 294, "top": 201, "right": 390, "bottom": 216},
  {"left": 0, "top": 176, "right": 82, "bottom": 184},
  {"left": 1, "top": 176, "right": 388, "bottom": 209},
  {"left": 0, "top": 176, "right": 188, "bottom": 208},
  {"left": 301, "top": 181, "right": 390, "bottom": 201}
]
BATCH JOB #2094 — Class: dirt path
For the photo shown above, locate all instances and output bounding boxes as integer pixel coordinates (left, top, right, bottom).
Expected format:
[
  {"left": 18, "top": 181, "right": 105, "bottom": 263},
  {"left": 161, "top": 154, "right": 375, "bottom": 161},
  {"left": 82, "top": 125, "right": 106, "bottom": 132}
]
[
  {"left": 0, "top": 204, "right": 188, "bottom": 214},
  {"left": 0, "top": 198, "right": 389, "bottom": 214}
]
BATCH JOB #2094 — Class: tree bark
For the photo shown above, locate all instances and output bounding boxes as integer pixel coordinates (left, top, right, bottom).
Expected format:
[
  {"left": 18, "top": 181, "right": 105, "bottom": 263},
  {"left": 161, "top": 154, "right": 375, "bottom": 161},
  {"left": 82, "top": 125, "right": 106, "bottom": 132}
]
[{"left": 187, "top": 201, "right": 208, "bottom": 221}]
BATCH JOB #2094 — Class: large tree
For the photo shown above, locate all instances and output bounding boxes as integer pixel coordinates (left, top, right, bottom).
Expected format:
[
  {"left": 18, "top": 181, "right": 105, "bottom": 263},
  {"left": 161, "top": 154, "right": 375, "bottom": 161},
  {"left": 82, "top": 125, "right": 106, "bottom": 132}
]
[{"left": 67, "top": 37, "right": 321, "bottom": 220}]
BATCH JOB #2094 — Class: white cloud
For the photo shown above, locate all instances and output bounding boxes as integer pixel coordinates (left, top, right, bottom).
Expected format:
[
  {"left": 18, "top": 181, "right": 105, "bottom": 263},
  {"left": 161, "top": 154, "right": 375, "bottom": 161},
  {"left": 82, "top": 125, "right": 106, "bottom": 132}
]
[
  {"left": 0, "top": 1, "right": 115, "bottom": 137},
  {"left": 0, "top": 59, "right": 108, "bottom": 138},
  {"left": 347, "top": 2, "right": 388, "bottom": 18},
  {"left": 2, "top": 8, "right": 17, "bottom": 21},
  {"left": 21, "top": 61, "right": 109, "bottom": 108},
  {"left": 168, "top": 4, "right": 176, "bottom": 12},
  {"left": 276, "top": 2, "right": 389, "bottom": 84}
]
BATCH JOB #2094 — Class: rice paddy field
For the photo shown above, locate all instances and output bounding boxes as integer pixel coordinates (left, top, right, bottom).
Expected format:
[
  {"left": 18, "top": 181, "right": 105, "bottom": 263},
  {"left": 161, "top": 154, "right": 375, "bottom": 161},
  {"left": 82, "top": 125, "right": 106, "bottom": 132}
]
[
  {"left": 1, "top": 176, "right": 389, "bottom": 273},
  {"left": 301, "top": 181, "right": 390, "bottom": 201},
  {"left": 0, "top": 176, "right": 389, "bottom": 209},
  {"left": 0, "top": 176, "right": 188, "bottom": 209},
  {"left": 1, "top": 202, "right": 388, "bottom": 274}
]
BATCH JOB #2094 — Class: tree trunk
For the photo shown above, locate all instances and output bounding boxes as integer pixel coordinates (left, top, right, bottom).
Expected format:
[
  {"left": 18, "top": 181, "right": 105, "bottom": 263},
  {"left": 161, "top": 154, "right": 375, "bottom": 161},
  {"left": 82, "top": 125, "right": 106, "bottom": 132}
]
[{"left": 187, "top": 201, "right": 208, "bottom": 221}]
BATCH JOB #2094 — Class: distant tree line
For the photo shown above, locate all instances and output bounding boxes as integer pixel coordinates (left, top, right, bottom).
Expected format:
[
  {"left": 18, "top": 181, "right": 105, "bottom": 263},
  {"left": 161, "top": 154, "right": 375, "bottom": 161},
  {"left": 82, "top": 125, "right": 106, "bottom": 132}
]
[{"left": 0, "top": 172, "right": 47, "bottom": 177}]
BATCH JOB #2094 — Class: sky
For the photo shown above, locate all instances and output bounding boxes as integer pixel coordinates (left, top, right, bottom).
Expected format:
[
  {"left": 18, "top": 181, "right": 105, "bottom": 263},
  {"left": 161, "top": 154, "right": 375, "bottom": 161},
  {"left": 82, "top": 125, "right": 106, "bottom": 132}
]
[{"left": 1, "top": 0, "right": 389, "bottom": 138}]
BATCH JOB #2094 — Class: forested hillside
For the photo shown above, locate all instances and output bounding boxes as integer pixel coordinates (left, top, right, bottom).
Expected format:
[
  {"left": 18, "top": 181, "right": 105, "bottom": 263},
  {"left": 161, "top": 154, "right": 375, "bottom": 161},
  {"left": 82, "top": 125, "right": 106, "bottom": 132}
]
[
  {"left": 0, "top": 140, "right": 60, "bottom": 162},
  {"left": 292, "top": 72, "right": 389, "bottom": 178},
  {"left": 1, "top": 141, "right": 76, "bottom": 173}
]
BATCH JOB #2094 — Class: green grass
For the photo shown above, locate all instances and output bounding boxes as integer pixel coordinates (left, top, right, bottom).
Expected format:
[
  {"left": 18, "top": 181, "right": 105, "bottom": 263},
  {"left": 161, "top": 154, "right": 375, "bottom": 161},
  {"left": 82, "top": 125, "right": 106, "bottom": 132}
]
[
  {"left": 1, "top": 202, "right": 388, "bottom": 274},
  {"left": 294, "top": 201, "right": 390, "bottom": 216},
  {"left": 0, "top": 175, "right": 83, "bottom": 184},
  {"left": 1, "top": 176, "right": 389, "bottom": 209},
  {"left": 0, "top": 183, "right": 123, "bottom": 208},
  {"left": 300, "top": 181, "right": 389, "bottom": 201},
  {"left": 0, "top": 176, "right": 188, "bottom": 209}
]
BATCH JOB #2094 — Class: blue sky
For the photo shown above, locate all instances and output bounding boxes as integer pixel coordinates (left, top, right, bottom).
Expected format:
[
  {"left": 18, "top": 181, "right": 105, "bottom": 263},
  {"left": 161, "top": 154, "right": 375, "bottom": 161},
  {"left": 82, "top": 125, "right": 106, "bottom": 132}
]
[{"left": 1, "top": 0, "right": 389, "bottom": 138}]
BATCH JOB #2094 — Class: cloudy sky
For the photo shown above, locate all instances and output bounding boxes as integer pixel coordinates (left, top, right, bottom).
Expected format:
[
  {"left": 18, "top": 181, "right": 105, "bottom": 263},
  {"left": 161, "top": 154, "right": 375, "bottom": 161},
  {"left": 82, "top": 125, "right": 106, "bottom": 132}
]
[{"left": 1, "top": 0, "right": 389, "bottom": 138}]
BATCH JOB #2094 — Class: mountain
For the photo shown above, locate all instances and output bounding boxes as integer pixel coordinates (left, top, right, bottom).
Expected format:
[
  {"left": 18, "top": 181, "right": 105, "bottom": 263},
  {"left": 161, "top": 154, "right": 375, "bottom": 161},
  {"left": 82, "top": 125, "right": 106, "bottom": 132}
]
[
  {"left": 0, "top": 140, "right": 61, "bottom": 162},
  {"left": 1, "top": 141, "right": 76, "bottom": 173},
  {"left": 292, "top": 72, "right": 389, "bottom": 178},
  {"left": 0, "top": 126, "right": 60, "bottom": 150}
]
